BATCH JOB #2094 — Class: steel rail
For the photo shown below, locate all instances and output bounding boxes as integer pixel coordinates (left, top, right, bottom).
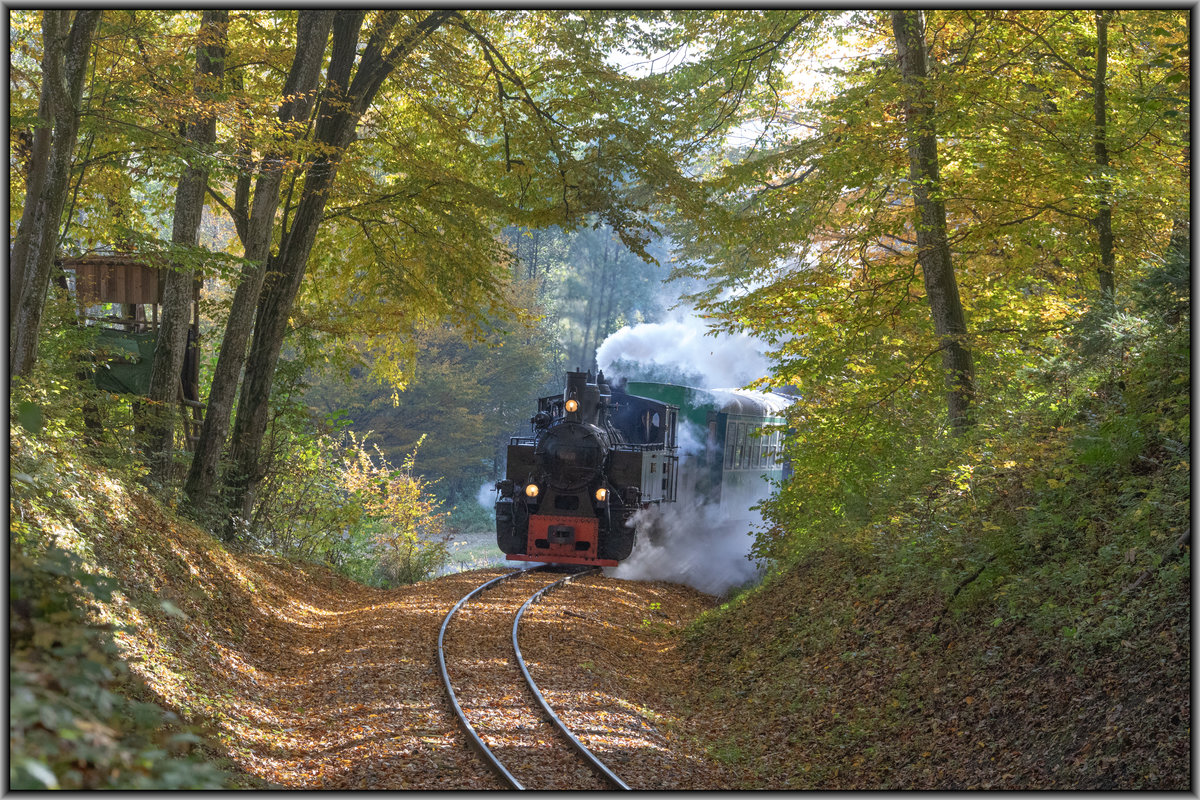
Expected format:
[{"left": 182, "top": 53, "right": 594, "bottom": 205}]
[
  {"left": 512, "top": 567, "right": 631, "bottom": 790},
  {"left": 437, "top": 566, "right": 547, "bottom": 789}
]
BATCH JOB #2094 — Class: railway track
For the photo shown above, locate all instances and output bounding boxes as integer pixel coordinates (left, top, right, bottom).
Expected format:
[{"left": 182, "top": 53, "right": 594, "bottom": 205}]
[{"left": 437, "top": 566, "right": 631, "bottom": 791}]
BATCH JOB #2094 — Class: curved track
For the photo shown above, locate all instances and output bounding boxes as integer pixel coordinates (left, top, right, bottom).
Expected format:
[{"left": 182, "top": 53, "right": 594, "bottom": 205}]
[{"left": 437, "top": 566, "right": 631, "bottom": 790}]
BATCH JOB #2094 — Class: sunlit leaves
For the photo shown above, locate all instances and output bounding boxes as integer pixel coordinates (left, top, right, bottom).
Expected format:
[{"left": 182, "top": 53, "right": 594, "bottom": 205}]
[{"left": 653, "top": 10, "right": 1188, "bottom": 567}]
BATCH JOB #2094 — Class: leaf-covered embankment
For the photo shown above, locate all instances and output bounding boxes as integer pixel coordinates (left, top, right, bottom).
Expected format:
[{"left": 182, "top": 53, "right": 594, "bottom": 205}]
[
  {"left": 11, "top": 421, "right": 725, "bottom": 788},
  {"left": 678, "top": 306, "right": 1190, "bottom": 789}
]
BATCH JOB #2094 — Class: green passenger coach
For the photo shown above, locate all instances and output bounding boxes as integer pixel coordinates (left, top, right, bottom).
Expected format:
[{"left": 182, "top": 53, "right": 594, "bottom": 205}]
[{"left": 624, "top": 382, "right": 791, "bottom": 518}]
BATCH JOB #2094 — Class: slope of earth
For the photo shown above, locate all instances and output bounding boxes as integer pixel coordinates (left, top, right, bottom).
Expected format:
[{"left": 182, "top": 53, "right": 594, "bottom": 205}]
[
  {"left": 683, "top": 544, "right": 1189, "bottom": 789},
  {"left": 81, "top": 487, "right": 728, "bottom": 789},
  {"left": 677, "top": 433, "right": 1190, "bottom": 789}
]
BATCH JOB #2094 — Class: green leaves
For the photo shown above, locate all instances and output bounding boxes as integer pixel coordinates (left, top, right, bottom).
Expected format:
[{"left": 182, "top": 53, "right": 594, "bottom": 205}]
[{"left": 16, "top": 401, "right": 44, "bottom": 434}]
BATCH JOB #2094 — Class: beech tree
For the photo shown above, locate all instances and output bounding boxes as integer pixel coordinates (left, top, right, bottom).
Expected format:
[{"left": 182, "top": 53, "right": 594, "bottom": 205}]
[
  {"left": 891, "top": 9, "right": 973, "bottom": 431},
  {"left": 199, "top": 10, "right": 698, "bottom": 527},
  {"left": 143, "top": 10, "right": 227, "bottom": 479},
  {"left": 652, "top": 9, "right": 1187, "bottom": 534},
  {"left": 218, "top": 11, "right": 457, "bottom": 524},
  {"left": 10, "top": 10, "right": 102, "bottom": 377},
  {"left": 184, "top": 10, "right": 336, "bottom": 512}
]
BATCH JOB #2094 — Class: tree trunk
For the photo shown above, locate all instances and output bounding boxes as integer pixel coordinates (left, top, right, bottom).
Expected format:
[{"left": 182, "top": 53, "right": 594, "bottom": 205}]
[
  {"left": 9, "top": 10, "right": 102, "bottom": 378},
  {"left": 594, "top": 240, "right": 616, "bottom": 371},
  {"left": 10, "top": 99, "right": 53, "bottom": 323},
  {"left": 892, "top": 9, "right": 975, "bottom": 432},
  {"left": 221, "top": 10, "right": 454, "bottom": 525},
  {"left": 144, "top": 10, "right": 227, "bottom": 482},
  {"left": 185, "top": 10, "right": 335, "bottom": 513},
  {"left": 1093, "top": 9, "right": 1116, "bottom": 301}
]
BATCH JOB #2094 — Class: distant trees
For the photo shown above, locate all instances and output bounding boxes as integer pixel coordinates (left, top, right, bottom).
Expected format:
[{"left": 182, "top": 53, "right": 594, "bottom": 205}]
[
  {"left": 549, "top": 221, "right": 671, "bottom": 374},
  {"left": 304, "top": 280, "right": 556, "bottom": 511}
]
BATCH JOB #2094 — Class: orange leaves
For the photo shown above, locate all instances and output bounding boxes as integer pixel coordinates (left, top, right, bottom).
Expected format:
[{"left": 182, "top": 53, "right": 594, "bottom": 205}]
[{"left": 100, "top": 520, "right": 732, "bottom": 791}]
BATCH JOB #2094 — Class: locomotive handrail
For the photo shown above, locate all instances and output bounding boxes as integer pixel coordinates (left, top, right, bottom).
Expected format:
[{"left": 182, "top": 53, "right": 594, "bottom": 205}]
[
  {"left": 512, "top": 568, "right": 631, "bottom": 790},
  {"left": 610, "top": 442, "right": 674, "bottom": 453}
]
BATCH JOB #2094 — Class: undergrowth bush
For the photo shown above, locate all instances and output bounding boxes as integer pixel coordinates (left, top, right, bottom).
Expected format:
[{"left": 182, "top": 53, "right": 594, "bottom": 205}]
[
  {"left": 343, "top": 434, "right": 450, "bottom": 587},
  {"left": 9, "top": 538, "right": 226, "bottom": 790},
  {"left": 246, "top": 360, "right": 450, "bottom": 585}
]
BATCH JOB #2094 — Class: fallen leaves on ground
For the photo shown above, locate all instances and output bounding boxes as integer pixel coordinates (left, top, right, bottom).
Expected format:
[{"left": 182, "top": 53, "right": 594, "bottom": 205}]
[{"left": 94, "top": 503, "right": 730, "bottom": 790}]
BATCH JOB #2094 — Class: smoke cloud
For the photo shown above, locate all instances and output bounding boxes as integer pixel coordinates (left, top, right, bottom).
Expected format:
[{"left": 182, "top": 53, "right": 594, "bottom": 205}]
[
  {"left": 595, "top": 310, "right": 771, "bottom": 389},
  {"left": 606, "top": 421, "right": 768, "bottom": 597},
  {"left": 597, "top": 312, "right": 779, "bottom": 596},
  {"left": 476, "top": 481, "right": 498, "bottom": 510},
  {"left": 607, "top": 505, "right": 765, "bottom": 597}
]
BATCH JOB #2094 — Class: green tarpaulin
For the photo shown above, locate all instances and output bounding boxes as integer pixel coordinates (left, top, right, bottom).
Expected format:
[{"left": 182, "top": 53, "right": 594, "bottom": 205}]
[{"left": 93, "top": 328, "right": 157, "bottom": 395}]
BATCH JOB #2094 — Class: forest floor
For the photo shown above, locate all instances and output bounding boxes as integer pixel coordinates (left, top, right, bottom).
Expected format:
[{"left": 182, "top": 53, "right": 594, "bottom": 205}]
[
  {"left": 90, "top": 493, "right": 735, "bottom": 789},
  {"left": 29, "top": 428, "right": 1188, "bottom": 790},
  {"left": 93, "top": 482, "right": 1187, "bottom": 790}
]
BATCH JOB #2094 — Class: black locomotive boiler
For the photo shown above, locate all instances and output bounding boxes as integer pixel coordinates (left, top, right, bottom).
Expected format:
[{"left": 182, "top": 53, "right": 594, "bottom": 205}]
[{"left": 495, "top": 370, "right": 679, "bottom": 566}]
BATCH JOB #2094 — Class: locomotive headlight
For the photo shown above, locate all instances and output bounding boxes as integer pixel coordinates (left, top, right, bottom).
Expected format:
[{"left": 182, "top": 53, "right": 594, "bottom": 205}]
[
  {"left": 565, "top": 398, "right": 579, "bottom": 413},
  {"left": 594, "top": 487, "right": 608, "bottom": 502},
  {"left": 524, "top": 483, "right": 540, "bottom": 498}
]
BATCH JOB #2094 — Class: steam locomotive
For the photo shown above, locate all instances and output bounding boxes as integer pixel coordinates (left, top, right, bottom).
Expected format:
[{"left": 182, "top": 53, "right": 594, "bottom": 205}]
[{"left": 495, "top": 369, "right": 789, "bottom": 567}]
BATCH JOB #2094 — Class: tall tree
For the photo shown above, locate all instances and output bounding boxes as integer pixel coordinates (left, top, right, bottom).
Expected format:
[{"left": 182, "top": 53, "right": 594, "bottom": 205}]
[
  {"left": 221, "top": 11, "right": 456, "bottom": 523},
  {"left": 143, "top": 10, "right": 227, "bottom": 479},
  {"left": 214, "top": 9, "right": 689, "bottom": 525},
  {"left": 891, "top": 9, "right": 973, "bottom": 431},
  {"left": 1092, "top": 9, "right": 1115, "bottom": 301},
  {"left": 184, "top": 10, "right": 335, "bottom": 512},
  {"left": 651, "top": 9, "right": 1185, "bottom": 534},
  {"left": 10, "top": 10, "right": 102, "bottom": 377}
]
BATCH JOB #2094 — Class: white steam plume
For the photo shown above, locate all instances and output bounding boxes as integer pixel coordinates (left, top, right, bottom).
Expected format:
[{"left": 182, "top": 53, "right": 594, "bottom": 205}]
[
  {"left": 595, "top": 310, "right": 770, "bottom": 389},
  {"left": 476, "top": 481, "right": 497, "bottom": 509},
  {"left": 607, "top": 422, "right": 767, "bottom": 596}
]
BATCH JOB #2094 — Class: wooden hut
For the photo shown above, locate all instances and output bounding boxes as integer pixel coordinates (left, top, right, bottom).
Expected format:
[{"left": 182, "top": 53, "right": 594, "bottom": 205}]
[{"left": 61, "top": 254, "right": 204, "bottom": 450}]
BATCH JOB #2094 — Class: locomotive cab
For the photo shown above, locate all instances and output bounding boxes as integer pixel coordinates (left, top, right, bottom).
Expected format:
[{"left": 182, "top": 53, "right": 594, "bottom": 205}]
[{"left": 496, "top": 369, "right": 678, "bottom": 566}]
